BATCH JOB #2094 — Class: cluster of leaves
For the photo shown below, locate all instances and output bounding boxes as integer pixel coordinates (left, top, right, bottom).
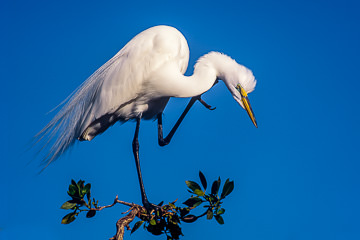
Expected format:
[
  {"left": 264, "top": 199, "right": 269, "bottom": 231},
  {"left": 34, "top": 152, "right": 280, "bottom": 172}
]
[
  {"left": 183, "top": 171, "right": 234, "bottom": 224},
  {"left": 131, "top": 171, "right": 234, "bottom": 239},
  {"left": 60, "top": 179, "right": 97, "bottom": 224},
  {"left": 131, "top": 201, "right": 184, "bottom": 240},
  {"left": 60, "top": 172, "right": 234, "bottom": 240}
]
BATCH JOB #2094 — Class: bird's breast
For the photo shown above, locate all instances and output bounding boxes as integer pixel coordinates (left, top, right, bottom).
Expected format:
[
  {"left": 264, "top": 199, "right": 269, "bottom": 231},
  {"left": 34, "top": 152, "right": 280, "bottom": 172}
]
[{"left": 134, "top": 96, "right": 170, "bottom": 120}]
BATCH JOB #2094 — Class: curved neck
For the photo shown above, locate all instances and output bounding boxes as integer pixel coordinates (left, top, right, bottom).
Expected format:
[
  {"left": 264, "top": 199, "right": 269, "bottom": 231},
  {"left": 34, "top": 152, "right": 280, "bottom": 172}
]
[
  {"left": 168, "top": 52, "right": 237, "bottom": 98},
  {"left": 179, "top": 60, "right": 218, "bottom": 97},
  {"left": 151, "top": 52, "right": 237, "bottom": 98}
]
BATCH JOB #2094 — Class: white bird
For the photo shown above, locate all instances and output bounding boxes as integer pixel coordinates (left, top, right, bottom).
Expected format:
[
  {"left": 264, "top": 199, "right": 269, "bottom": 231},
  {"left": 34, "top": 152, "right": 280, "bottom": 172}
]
[{"left": 36, "top": 25, "right": 257, "bottom": 209}]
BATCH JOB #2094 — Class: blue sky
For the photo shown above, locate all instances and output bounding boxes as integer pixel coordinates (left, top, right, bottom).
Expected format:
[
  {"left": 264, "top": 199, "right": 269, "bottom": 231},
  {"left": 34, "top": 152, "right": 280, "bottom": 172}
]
[{"left": 2, "top": 0, "right": 360, "bottom": 239}]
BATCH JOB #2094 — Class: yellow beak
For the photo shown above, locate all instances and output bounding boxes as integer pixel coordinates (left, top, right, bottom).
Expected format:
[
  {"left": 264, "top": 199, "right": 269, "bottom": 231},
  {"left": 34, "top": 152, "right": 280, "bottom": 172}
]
[{"left": 236, "top": 85, "right": 258, "bottom": 128}]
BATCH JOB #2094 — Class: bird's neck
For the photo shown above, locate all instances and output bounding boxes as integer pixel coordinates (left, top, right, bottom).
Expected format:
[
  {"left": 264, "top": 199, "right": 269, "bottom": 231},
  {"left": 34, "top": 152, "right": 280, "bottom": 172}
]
[
  {"left": 150, "top": 52, "right": 237, "bottom": 98},
  {"left": 172, "top": 52, "right": 236, "bottom": 98}
]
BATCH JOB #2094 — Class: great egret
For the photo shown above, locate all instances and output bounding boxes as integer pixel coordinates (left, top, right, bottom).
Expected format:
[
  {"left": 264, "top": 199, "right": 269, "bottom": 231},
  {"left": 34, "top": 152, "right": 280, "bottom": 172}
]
[{"left": 36, "top": 25, "right": 257, "bottom": 209}]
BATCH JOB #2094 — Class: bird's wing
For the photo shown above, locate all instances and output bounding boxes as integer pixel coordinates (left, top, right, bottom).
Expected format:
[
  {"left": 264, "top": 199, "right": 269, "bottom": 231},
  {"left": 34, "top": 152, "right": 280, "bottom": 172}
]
[
  {"left": 79, "top": 26, "right": 190, "bottom": 137},
  {"left": 35, "top": 26, "right": 189, "bottom": 167}
]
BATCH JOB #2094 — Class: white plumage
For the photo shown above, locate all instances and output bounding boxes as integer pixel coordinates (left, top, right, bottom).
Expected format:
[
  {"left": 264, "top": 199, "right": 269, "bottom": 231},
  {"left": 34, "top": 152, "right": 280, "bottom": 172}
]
[{"left": 36, "top": 25, "right": 257, "bottom": 169}]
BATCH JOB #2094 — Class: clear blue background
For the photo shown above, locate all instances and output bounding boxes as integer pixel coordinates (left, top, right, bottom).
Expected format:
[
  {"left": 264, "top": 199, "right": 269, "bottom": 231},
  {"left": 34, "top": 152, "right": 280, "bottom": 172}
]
[{"left": 2, "top": 0, "right": 360, "bottom": 239}]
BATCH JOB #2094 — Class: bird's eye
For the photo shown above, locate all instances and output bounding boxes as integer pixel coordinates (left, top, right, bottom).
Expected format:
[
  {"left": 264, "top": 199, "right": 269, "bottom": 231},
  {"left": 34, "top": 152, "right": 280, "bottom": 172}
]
[{"left": 235, "top": 84, "right": 248, "bottom": 98}]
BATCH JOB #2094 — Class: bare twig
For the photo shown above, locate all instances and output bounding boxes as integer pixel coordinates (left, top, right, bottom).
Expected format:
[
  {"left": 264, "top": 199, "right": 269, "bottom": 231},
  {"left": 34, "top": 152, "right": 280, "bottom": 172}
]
[{"left": 91, "top": 195, "right": 134, "bottom": 211}]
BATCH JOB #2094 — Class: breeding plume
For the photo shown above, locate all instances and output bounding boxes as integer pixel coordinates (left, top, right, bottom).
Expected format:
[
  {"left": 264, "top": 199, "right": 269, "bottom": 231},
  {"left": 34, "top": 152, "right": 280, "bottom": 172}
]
[{"left": 36, "top": 25, "right": 257, "bottom": 209}]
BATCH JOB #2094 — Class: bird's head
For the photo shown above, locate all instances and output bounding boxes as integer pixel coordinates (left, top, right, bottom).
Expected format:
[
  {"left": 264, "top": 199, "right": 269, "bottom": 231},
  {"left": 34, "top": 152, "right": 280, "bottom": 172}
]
[
  {"left": 195, "top": 52, "right": 257, "bottom": 127},
  {"left": 221, "top": 60, "right": 258, "bottom": 128}
]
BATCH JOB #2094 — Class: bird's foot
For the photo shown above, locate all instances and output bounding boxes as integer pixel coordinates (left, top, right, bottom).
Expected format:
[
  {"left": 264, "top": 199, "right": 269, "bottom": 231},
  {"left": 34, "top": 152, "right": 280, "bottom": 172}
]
[
  {"left": 158, "top": 137, "right": 170, "bottom": 147},
  {"left": 143, "top": 200, "right": 162, "bottom": 215},
  {"left": 196, "top": 96, "right": 216, "bottom": 110}
]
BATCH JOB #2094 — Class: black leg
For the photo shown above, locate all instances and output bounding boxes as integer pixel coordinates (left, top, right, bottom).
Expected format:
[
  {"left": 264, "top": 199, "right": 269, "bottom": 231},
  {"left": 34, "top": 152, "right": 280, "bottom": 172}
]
[
  {"left": 197, "top": 96, "right": 216, "bottom": 110},
  {"left": 158, "top": 95, "right": 215, "bottom": 146},
  {"left": 132, "top": 117, "right": 150, "bottom": 208}
]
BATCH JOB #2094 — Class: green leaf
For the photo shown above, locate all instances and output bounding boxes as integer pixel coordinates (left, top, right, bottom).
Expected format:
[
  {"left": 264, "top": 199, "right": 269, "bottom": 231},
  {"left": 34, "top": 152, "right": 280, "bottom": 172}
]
[
  {"left": 179, "top": 208, "right": 190, "bottom": 218},
  {"left": 60, "top": 201, "right": 77, "bottom": 210},
  {"left": 168, "top": 222, "right": 182, "bottom": 238},
  {"left": 86, "top": 210, "right": 96, "bottom": 218},
  {"left": 61, "top": 212, "right": 76, "bottom": 224},
  {"left": 68, "top": 184, "right": 77, "bottom": 197},
  {"left": 217, "top": 208, "right": 225, "bottom": 215},
  {"left": 193, "top": 189, "right": 205, "bottom": 196},
  {"left": 86, "top": 190, "right": 91, "bottom": 203},
  {"left": 199, "top": 171, "right": 207, "bottom": 190},
  {"left": 77, "top": 180, "right": 85, "bottom": 188},
  {"left": 211, "top": 177, "right": 221, "bottom": 196},
  {"left": 76, "top": 180, "right": 84, "bottom": 197},
  {"left": 131, "top": 221, "right": 144, "bottom": 234},
  {"left": 215, "top": 215, "right": 224, "bottom": 224},
  {"left": 150, "top": 219, "right": 156, "bottom": 225},
  {"left": 206, "top": 209, "right": 213, "bottom": 220},
  {"left": 147, "top": 224, "right": 163, "bottom": 235},
  {"left": 71, "top": 179, "right": 77, "bottom": 186},
  {"left": 183, "top": 197, "right": 202, "bottom": 208},
  {"left": 181, "top": 214, "right": 198, "bottom": 223},
  {"left": 185, "top": 180, "right": 202, "bottom": 192},
  {"left": 221, "top": 179, "right": 234, "bottom": 199},
  {"left": 193, "top": 199, "right": 203, "bottom": 208},
  {"left": 82, "top": 183, "right": 91, "bottom": 196}
]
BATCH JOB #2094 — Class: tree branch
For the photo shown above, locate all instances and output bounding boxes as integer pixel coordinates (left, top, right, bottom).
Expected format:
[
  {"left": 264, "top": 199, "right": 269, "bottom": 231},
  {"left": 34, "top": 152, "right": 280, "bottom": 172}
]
[
  {"left": 109, "top": 205, "right": 144, "bottom": 240},
  {"left": 91, "top": 195, "right": 134, "bottom": 211}
]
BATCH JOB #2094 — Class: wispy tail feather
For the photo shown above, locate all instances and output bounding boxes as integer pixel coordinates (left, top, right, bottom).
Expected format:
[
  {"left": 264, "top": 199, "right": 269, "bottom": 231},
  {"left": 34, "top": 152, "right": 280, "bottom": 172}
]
[{"left": 34, "top": 53, "right": 122, "bottom": 167}]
